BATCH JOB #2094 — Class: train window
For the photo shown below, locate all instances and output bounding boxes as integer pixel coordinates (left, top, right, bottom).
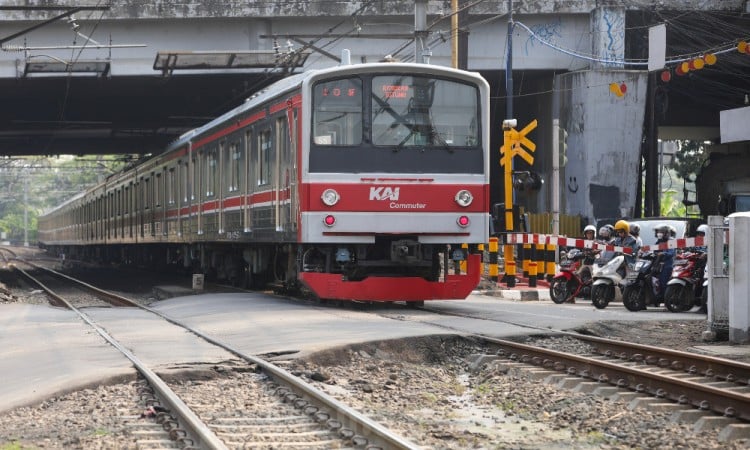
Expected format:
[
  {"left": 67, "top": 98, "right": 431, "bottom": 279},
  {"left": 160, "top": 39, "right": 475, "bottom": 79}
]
[
  {"left": 167, "top": 168, "right": 176, "bottom": 205},
  {"left": 229, "top": 142, "right": 240, "bottom": 192},
  {"left": 143, "top": 177, "right": 150, "bottom": 210},
  {"left": 181, "top": 161, "right": 188, "bottom": 203},
  {"left": 155, "top": 172, "right": 162, "bottom": 208},
  {"left": 371, "top": 75, "right": 479, "bottom": 148},
  {"left": 312, "top": 77, "right": 362, "bottom": 146},
  {"left": 206, "top": 150, "right": 216, "bottom": 197},
  {"left": 259, "top": 129, "right": 272, "bottom": 185}
]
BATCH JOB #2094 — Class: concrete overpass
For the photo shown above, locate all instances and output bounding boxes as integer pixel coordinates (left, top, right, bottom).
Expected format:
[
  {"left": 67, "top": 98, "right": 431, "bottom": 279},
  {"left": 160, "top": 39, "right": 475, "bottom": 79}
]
[{"left": 1, "top": 0, "right": 748, "bottom": 222}]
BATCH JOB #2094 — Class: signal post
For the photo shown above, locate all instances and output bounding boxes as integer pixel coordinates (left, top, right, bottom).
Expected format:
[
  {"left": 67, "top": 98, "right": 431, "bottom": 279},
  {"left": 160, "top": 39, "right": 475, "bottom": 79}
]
[{"left": 500, "top": 119, "right": 537, "bottom": 287}]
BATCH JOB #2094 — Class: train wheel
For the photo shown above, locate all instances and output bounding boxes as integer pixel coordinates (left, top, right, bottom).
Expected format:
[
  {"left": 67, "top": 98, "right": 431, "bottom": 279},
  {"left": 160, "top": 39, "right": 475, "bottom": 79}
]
[{"left": 591, "top": 284, "right": 611, "bottom": 309}]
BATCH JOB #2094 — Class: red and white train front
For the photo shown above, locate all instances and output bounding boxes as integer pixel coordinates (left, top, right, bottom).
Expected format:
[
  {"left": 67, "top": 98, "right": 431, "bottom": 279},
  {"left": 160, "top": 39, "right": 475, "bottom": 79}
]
[{"left": 296, "top": 63, "right": 489, "bottom": 302}]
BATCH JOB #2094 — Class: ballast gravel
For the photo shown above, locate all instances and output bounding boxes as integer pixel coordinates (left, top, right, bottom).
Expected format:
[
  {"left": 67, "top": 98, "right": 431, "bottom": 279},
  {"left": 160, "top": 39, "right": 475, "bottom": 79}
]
[
  {"left": 0, "top": 249, "right": 747, "bottom": 449},
  {"left": 1, "top": 332, "right": 747, "bottom": 449}
]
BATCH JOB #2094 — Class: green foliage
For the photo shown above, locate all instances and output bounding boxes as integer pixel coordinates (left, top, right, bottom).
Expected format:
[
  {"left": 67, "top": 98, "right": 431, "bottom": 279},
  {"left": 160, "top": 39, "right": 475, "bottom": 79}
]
[
  {"left": 0, "top": 442, "right": 26, "bottom": 450},
  {"left": 0, "top": 155, "right": 132, "bottom": 243},
  {"left": 660, "top": 189, "right": 687, "bottom": 217},
  {"left": 670, "top": 140, "right": 709, "bottom": 181}
]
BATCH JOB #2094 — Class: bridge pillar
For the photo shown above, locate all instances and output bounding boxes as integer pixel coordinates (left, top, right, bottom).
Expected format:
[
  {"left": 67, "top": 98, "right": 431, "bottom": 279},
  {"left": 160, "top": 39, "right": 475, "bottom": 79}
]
[{"left": 729, "top": 213, "right": 750, "bottom": 343}]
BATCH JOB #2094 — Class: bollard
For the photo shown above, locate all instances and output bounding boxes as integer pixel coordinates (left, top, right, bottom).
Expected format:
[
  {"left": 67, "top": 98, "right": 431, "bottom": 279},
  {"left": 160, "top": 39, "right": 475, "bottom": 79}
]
[
  {"left": 546, "top": 243, "right": 556, "bottom": 281},
  {"left": 478, "top": 243, "right": 486, "bottom": 275},
  {"left": 535, "top": 243, "right": 545, "bottom": 279},
  {"left": 460, "top": 243, "right": 468, "bottom": 274},
  {"left": 505, "top": 260, "right": 516, "bottom": 288},
  {"left": 528, "top": 262, "right": 537, "bottom": 287},
  {"left": 522, "top": 243, "right": 531, "bottom": 277},
  {"left": 488, "top": 238, "right": 499, "bottom": 282}
]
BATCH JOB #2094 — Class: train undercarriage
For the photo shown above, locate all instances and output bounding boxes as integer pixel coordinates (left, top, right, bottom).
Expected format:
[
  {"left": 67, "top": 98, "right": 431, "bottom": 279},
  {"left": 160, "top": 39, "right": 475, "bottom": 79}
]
[{"left": 42, "top": 237, "right": 481, "bottom": 302}]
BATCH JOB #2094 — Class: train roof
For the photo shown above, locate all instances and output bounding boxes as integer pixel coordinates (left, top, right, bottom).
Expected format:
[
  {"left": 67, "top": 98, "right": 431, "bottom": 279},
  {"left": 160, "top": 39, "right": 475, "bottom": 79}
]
[
  {"left": 41, "top": 62, "right": 486, "bottom": 219},
  {"left": 165, "top": 62, "right": 486, "bottom": 153}
]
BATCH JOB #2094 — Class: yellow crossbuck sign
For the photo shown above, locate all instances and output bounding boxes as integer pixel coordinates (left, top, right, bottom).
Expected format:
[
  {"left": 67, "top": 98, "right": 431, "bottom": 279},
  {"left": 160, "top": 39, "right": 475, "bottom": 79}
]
[
  {"left": 500, "top": 119, "right": 537, "bottom": 166},
  {"left": 499, "top": 118, "right": 537, "bottom": 287}
]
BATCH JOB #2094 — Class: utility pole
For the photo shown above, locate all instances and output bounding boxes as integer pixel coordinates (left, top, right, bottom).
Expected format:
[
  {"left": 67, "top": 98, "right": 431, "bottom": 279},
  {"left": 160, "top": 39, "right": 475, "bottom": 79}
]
[
  {"left": 415, "top": 0, "right": 430, "bottom": 63},
  {"left": 451, "top": 0, "right": 458, "bottom": 68},
  {"left": 506, "top": 0, "right": 514, "bottom": 120},
  {"left": 23, "top": 171, "right": 29, "bottom": 247}
]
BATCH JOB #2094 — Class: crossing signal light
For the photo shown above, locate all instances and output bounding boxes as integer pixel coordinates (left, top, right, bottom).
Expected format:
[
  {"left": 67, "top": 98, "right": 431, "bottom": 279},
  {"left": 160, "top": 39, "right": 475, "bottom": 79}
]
[
  {"left": 559, "top": 127, "right": 568, "bottom": 167},
  {"left": 512, "top": 171, "right": 543, "bottom": 191}
]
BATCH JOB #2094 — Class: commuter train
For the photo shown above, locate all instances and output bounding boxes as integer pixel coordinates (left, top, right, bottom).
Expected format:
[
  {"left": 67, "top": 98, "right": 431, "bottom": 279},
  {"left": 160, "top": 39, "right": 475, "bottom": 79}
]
[{"left": 38, "top": 60, "right": 490, "bottom": 303}]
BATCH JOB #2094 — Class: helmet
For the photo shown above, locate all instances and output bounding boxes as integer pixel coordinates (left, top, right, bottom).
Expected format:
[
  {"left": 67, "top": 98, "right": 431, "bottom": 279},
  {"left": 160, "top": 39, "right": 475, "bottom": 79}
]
[
  {"left": 614, "top": 220, "right": 629, "bottom": 234},
  {"left": 696, "top": 224, "right": 709, "bottom": 235},
  {"left": 583, "top": 225, "right": 596, "bottom": 238},
  {"left": 668, "top": 225, "right": 677, "bottom": 238},
  {"left": 605, "top": 224, "right": 615, "bottom": 235},
  {"left": 654, "top": 223, "right": 668, "bottom": 237},
  {"left": 598, "top": 226, "right": 610, "bottom": 238},
  {"left": 629, "top": 223, "right": 640, "bottom": 236}
]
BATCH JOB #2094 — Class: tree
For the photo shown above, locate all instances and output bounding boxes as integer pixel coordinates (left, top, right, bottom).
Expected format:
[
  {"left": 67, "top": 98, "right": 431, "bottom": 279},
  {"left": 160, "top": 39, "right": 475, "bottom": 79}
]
[
  {"left": 0, "top": 155, "right": 132, "bottom": 243},
  {"left": 670, "top": 140, "right": 709, "bottom": 181}
]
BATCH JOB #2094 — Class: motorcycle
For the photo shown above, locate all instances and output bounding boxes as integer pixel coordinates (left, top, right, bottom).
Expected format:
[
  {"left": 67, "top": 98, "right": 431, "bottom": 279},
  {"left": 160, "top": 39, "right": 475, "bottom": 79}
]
[
  {"left": 549, "top": 248, "right": 595, "bottom": 304},
  {"left": 621, "top": 252, "right": 663, "bottom": 311},
  {"left": 699, "top": 265, "right": 708, "bottom": 313},
  {"left": 664, "top": 251, "right": 706, "bottom": 313},
  {"left": 590, "top": 251, "right": 628, "bottom": 309}
]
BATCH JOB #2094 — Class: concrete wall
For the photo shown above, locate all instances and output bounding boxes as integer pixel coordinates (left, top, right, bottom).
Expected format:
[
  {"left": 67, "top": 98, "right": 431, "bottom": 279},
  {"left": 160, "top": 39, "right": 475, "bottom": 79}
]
[
  {"left": 0, "top": 1, "right": 743, "bottom": 20},
  {"left": 557, "top": 70, "right": 648, "bottom": 223}
]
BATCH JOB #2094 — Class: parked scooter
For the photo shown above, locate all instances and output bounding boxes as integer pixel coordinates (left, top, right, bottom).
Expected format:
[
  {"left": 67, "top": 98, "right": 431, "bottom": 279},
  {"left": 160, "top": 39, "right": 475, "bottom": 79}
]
[
  {"left": 664, "top": 251, "right": 706, "bottom": 312},
  {"left": 621, "top": 252, "right": 663, "bottom": 311},
  {"left": 700, "top": 265, "right": 708, "bottom": 313},
  {"left": 549, "top": 248, "right": 595, "bottom": 304},
  {"left": 590, "top": 251, "right": 627, "bottom": 309}
]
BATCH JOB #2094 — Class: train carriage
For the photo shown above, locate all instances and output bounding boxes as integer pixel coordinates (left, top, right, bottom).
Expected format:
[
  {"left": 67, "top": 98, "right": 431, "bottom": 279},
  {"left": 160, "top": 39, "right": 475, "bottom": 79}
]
[{"left": 38, "top": 60, "right": 490, "bottom": 303}]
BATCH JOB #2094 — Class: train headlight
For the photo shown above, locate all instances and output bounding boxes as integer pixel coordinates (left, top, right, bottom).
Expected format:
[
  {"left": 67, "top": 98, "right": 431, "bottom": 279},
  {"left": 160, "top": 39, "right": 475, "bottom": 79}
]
[
  {"left": 454, "top": 190, "right": 473, "bottom": 207},
  {"left": 321, "top": 188, "right": 340, "bottom": 206}
]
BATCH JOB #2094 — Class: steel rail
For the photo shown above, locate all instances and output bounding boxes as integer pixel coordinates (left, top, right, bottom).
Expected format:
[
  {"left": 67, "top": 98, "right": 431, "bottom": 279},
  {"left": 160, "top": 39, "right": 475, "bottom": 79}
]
[
  {"left": 10, "top": 259, "right": 229, "bottom": 449},
  {"left": 484, "top": 336, "right": 750, "bottom": 422},
  {"left": 15, "top": 259, "right": 419, "bottom": 449},
  {"left": 575, "top": 333, "right": 750, "bottom": 385}
]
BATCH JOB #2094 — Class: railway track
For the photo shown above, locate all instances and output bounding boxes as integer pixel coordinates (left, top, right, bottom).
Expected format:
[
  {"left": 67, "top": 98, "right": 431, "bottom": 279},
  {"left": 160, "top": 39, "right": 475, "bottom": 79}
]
[
  {"left": 10, "top": 258, "right": 419, "bottom": 449},
  {"left": 481, "top": 334, "right": 750, "bottom": 422},
  {"left": 402, "top": 301, "right": 750, "bottom": 436}
]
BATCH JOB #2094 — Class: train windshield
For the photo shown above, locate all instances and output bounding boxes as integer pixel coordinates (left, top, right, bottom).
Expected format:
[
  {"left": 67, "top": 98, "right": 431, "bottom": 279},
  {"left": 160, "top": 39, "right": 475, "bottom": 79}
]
[
  {"left": 310, "top": 73, "right": 483, "bottom": 174},
  {"left": 370, "top": 76, "right": 478, "bottom": 147}
]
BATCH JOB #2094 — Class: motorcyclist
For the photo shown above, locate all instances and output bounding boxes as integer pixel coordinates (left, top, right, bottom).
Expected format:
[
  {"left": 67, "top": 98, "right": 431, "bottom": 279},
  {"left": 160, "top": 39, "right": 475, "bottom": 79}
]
[
  {"left": 694, "top": 224, "right": 709, "bottom": 252},
  {"left": 652, "top": 223, "right": 675, "bottom": 302},
  {"left": 629, "top": 223, "right": 643, "bottom": 249},
  {"left": 613, "top": 220, "right": 638, "bottom": 265},
  {"left": 597, "top": 226, "right": 613, "bottom": 244},
  {"left": 583, "top": 224, "right": 596, "bottom": 241}
]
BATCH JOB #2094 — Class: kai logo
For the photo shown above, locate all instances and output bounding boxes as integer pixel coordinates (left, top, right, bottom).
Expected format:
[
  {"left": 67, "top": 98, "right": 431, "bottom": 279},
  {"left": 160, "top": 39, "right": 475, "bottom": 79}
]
[{"left": 369, "top": 186, "right": 400, "bottom": 201}]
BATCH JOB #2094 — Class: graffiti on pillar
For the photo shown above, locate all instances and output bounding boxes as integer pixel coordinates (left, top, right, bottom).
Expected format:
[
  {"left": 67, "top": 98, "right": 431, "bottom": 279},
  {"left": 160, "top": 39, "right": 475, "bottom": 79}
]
[
  {"left": 567, "top": 176, "right": 579, "bottom": 193},
  {"left": 599, "top": 9, "right": 624, "bottom": 67},
  {"left": 589, "top": 184, "right": 621, "bottom": 220},
  {"left": 524, "top": 18, "right": 561, "bottom": 55}
]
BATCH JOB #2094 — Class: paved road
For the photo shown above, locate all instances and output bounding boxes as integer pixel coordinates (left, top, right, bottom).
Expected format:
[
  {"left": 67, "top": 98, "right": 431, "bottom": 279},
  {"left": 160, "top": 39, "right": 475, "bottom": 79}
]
[{"left": 0, "top": 291, "right": 706, "bottom": 414}]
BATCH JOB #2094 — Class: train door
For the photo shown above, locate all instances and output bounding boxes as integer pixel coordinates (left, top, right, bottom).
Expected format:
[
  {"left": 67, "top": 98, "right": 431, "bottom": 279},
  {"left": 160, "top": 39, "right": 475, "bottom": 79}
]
[
  {"left": 178, "top": 159, "right": 187, "bottom": 237},
  {"left": 288, "top": 107, "right": 299, "bottom": 232},
  {"left": 274, "top": 117, "right": 286, "bottom": 232},
  {"left": 193, "top": 151, "right": 202, "bottom": 236},
  {"left": 243, "top": 130, "right": 253, "bottom": 232},
  {"left": 205, "top": 148, "right": 218, "bottom": 236},
  {"left": 257, "top": 128, "right": 273, "bottom": 231},
  {"left": 218, "top": 142, "right": 225, "bottom": 234}
]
